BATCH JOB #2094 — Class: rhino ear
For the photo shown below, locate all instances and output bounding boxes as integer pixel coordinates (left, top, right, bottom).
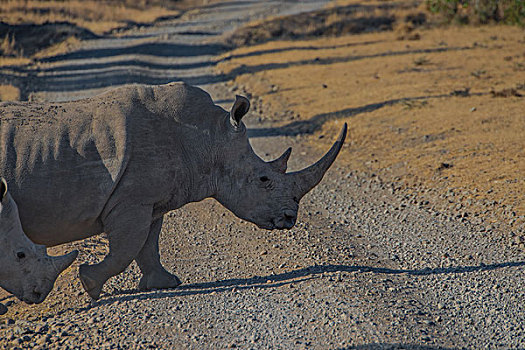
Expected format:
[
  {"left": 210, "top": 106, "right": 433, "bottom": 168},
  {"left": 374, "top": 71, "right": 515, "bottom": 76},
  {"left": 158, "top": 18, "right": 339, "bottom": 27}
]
[
  {"left": 0, "top": 178, "right": 7, "bottom": 201},
  {"left": 230, "top": 95, "right": 250, "bottom": 129}
]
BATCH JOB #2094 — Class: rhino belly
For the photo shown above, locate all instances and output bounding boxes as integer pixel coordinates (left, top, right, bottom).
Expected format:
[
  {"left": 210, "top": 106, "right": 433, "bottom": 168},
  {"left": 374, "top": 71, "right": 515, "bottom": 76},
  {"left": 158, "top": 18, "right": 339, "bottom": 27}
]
[
  {"left": 1, "top": 111, "right": 129, "bottom": 246},
  {"left": 3, "top": 145, "right": 126, "bottom": 246},
  {"left": 10, "top": 166, "right": 113, "bottom": 246}
]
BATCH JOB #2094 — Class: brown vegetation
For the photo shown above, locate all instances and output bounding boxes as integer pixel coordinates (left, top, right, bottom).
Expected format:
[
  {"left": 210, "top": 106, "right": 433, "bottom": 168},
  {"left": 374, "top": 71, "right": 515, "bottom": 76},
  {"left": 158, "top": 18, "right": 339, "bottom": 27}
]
[
  {"left": 225, "top": 0, "right": 429, "bottom": 47},
  {"left": 0, "top": 85, "right": 20, "bottom": 101},
  {"left": 0, "top": 0, "right": 184, "bottom": 69},
  {"left": 0, "top": 1, "right": 180, "bottom": 35},
  {"left": 219, "top": 24, "right": 525, "bottom": 233}
]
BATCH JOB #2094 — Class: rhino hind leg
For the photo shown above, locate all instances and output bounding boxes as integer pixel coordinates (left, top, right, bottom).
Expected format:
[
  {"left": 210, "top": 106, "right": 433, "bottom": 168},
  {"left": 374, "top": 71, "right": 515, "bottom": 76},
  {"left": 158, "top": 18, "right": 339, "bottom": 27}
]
[
  {"left": 79, "top": 204, "right": 153, "bottom": 300},
  {"left": 136, "top": 217, "right": 182, "bottom": 291}
]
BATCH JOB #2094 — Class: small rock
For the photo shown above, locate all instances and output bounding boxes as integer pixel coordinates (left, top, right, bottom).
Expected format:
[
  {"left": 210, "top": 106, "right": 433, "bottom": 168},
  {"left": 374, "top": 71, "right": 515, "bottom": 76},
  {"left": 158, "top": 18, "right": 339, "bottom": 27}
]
[
  {"left": 34, "top": 325, "right": 49, "bottom": 334},
  {"left": 36, "top": 336, "right": 48, "bottom": 345},
  {"left": 437, "top": 163, "right": 453, "bottom": 171},
  {"left": 450, "top": 87, "right": 470, "bottom": 97}
]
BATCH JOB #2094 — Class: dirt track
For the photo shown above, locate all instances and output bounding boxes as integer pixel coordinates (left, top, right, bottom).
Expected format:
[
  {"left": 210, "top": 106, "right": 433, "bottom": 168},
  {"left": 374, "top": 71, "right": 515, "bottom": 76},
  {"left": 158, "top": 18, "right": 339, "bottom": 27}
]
[{"left": 1, "top": 1, "right": 525, "bottom": 349}]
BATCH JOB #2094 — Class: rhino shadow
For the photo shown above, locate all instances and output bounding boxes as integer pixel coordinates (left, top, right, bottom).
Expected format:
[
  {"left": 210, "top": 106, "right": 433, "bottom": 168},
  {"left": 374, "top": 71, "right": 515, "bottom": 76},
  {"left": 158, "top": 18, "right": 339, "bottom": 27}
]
[{"left": 83, "top": 260, "right": 525, "bottom": 308}]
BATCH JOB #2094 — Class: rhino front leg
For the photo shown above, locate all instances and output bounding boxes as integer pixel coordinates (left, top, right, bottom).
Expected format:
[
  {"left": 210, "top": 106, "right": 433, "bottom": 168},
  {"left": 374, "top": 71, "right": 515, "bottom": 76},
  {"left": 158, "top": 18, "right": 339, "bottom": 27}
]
[
  {"left": 79, "top": 204, "right": 152, "bottom": 300},
  {"left": 135, "top": 216, "right": 182, "bottom": 291}
]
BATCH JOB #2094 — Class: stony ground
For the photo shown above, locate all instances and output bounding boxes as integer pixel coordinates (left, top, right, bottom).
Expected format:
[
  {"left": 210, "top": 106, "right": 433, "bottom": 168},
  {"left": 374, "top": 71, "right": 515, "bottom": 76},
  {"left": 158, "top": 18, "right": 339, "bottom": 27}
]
[{"left": 1, "top": 1, "right": 525, "bottom": 349}]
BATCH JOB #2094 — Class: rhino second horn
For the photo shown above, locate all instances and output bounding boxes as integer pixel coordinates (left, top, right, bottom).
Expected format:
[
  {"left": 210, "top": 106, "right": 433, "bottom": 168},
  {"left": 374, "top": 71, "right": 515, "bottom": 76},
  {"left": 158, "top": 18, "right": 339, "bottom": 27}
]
[
  {"left": 50, "top": 250, "right": 79, "bottom": 274},
  {"left": 290, "top": 123, "right": 347, "bottom": 198},
  {"left": 268, "top": 147, "right": 292, "bottom": 173}
]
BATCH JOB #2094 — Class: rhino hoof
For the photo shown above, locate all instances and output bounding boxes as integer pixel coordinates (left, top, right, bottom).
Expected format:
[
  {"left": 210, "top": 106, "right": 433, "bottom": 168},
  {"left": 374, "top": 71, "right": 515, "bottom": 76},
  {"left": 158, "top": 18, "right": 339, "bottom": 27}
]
[
  {"left": 138, "top": 271, "right": 182, "bottom": 291},
  {"left": 79, "top": 264, "right": 103, "bottom": 300}
]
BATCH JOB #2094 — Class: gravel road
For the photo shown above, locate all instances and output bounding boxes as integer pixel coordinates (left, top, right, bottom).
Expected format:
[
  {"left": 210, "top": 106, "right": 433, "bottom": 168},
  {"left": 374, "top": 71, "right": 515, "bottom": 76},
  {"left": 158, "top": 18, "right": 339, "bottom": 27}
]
[{"left": 1, "top": 1, "right": 525, "bottom": 349}]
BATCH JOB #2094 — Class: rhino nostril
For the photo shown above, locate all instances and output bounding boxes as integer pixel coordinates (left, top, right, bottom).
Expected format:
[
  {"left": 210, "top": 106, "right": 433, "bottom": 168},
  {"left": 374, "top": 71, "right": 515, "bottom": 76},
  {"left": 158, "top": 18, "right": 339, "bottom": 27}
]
[
  {"left": 283, "top": 210, "right": 296, "bottom": 220},
  {"left": 31, "top": 288, "right": 44, "bottom": 302}
]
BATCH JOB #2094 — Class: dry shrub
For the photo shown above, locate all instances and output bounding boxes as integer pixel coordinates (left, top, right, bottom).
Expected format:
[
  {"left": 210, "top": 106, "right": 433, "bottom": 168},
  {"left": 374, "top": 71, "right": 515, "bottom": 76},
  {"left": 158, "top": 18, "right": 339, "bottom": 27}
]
[
  {"left": 426, "top": 0, "right": 524, "bottom": 25},
  {"left": 33, "top": 36, "right": 81, "bottom": 59},
  {"left": 0, "top": 34, "right": 18, "bottom": 56}
]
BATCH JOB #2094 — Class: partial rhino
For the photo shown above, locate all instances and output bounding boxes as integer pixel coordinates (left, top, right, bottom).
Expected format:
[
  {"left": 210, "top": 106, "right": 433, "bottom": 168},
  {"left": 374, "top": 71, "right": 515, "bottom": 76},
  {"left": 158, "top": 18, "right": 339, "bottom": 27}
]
[
  {"left": 0, "top": 83, "right": 346, "bottom": 300},
  {"left": 0, "top": 178, "right": 77, "bottom": 311}
]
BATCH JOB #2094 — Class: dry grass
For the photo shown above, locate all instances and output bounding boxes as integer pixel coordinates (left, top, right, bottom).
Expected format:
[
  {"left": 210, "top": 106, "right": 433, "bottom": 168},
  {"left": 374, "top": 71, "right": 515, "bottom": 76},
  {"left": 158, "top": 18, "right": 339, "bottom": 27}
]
[
  {"left": 0, "top": 1, "right": 180, "bottom": 35},
  {"left": 32, "top": 36, "right": 81, "bottom": 59},
  {"left": 0, "top": 85, "right": 21, "bottom": 101},
  {"left": 0, "top": 56, "right": 30, "bottom": 66},
  {"left": 0, "top": 33, "right": 18, "bottom": 56},
  {"left": 218, "top": 25, "right": 525, "bottom": 231}
]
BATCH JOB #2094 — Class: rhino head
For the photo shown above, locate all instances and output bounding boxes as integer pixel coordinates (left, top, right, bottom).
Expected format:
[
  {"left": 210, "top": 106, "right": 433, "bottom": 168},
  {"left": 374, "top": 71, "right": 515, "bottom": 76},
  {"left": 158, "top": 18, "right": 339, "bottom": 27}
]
[
  {"left": 213, "top": 96, "right": 347, "bottom": 230},
  {"left": 0, "top": 178, "right": 78, "bottom": 304}
]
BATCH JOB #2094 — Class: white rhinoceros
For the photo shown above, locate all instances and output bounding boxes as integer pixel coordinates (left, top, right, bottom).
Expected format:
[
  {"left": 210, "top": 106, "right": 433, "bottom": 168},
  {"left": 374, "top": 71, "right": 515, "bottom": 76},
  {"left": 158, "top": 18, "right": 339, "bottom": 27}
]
[
  {"left": 0, "top": 177, "right": 77, "bottom": 312},
  {"left": 0, "top": 82, "right": 346, "bottom": 300}
]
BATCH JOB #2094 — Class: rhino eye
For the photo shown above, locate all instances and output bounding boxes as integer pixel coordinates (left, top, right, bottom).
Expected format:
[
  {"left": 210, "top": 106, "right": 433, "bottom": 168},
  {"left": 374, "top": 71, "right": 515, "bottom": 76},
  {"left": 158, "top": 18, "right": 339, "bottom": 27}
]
[
  {"left": 16, "top": 251, "right": 26, "bottom": 259},
  {"left": 259, "top": 176, "right": 269, "bottom": 182}
]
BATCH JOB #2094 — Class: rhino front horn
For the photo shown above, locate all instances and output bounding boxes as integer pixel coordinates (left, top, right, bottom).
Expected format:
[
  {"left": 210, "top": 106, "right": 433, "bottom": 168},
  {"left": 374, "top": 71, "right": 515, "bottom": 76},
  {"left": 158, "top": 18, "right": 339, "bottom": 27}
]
[
  {"left": 290, "top": 123, "right": 347, "bottom": 198},
  {"left": 50, "top": 250, "right": 79, "bottom": 274}
]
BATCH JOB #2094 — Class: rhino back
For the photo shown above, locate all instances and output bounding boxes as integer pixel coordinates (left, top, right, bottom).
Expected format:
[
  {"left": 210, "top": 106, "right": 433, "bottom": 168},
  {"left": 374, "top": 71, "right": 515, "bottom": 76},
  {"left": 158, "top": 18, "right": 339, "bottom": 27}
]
[
  {"left": 0, "top": 83, "right": 228, "bottom": 246},
  {"left": 0, "top": 96, "right": 131, "bottom": 245},
  {"left": 118, "top": 83, "right": 229, "bottom": 214}
]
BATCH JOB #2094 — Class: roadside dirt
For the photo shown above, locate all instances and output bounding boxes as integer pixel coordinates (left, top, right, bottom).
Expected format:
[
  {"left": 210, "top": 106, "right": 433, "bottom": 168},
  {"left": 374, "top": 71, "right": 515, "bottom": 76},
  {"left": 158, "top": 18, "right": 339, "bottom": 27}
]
[
  {"left": 0, "top": 1, "right": 525, "bottom": 349},
  {"left": 225, "top": 0, "right": 427, "bottom": 47},
  {"left": 218, "top": 24, "right": 525, "bottom": 242}
]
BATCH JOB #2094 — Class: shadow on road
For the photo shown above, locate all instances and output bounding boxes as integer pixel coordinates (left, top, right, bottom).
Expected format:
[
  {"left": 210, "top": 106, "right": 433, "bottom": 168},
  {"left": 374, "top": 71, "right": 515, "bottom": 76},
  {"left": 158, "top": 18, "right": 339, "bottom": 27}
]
[
  {"left": 39, "top": 42, "right": 227, "bottom": 63},
  {"left": 83, "top": 260, "right": 525, "bottom": 307},
  {"left": 0, "top": 42, "right": 474, "bottom": 101},
  {"left": 247, "top": 92, "right": 486, "bottom": 138}
]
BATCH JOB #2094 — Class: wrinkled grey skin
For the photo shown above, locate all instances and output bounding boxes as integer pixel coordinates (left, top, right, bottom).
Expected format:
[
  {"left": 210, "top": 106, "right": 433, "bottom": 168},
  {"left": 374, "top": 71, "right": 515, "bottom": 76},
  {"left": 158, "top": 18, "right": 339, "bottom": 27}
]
[
  {"left": 0, "top": 82, "right": 346, "bottom": 300},
  {"left": 0, "top": 178, "right": 78, "bottom": 312}
]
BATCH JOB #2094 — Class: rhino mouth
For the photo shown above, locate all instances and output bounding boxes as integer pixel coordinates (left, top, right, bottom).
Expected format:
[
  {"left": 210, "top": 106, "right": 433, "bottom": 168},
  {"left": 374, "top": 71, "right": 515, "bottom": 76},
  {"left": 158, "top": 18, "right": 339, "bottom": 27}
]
[
  {"left": 256, "top": 222, "right": 276, "bottom": 230},
  {"left": 264, "top": 209, "right": 297, "bottom": 230},
  {"left": 22, "top": 293, "right": 44, "bottom": 304},
  {"left": 21, "top": 286, "right": 49, "bottom": 304}
]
